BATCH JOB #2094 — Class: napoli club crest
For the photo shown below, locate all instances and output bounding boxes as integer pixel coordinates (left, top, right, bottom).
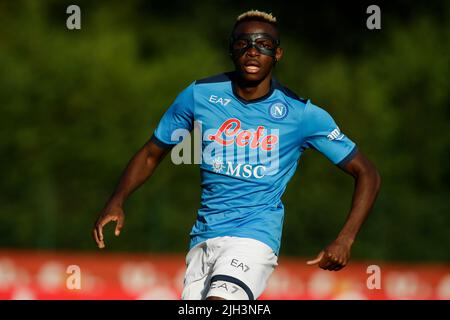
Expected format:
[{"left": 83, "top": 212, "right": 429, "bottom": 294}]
[{"left": 269, "top": 102, "right": 288, "bottom": 120}]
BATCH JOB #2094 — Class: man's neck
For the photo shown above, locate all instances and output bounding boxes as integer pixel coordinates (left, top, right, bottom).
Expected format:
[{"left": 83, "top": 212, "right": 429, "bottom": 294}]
[{"left": 233, "top": 72, "right": 273, "bottom": 101}]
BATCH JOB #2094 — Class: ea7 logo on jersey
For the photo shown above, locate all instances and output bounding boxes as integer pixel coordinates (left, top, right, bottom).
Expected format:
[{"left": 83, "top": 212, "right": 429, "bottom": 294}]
[
  {"left": 327, "top": 128, "right": 345, "bottom": 141},
  {"left": 209, "top": 95, "right": 231, "bottom": 106}
]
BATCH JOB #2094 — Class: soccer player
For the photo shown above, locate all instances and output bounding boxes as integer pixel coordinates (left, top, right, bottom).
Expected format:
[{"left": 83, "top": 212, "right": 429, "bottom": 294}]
[{"left": 93, "top": 10, "right": 381, "bottom": 300}]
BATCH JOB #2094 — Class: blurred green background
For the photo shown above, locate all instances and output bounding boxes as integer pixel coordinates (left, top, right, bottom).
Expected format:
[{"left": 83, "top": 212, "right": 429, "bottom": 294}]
[{"left": 0, "top": 0, "right": 449, "bottom": 262}]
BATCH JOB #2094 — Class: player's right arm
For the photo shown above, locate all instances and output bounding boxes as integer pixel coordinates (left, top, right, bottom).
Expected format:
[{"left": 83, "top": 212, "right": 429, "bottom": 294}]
[
  {"left": 93, "top": 140, "right": 170, "bottom": 249},
  {"left": 93, "top": 82, "right": 195, "bottom": 249}
]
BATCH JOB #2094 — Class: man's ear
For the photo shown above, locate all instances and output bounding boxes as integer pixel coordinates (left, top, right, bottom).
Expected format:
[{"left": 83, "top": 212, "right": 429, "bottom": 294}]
[{"left": 275, "top": 47, "right": 283, "bottom": 62}]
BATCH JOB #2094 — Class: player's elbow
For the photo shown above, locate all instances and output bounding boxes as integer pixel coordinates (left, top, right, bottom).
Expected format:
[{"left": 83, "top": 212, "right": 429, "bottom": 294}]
[
  {"left": 365, "top": 163, "right": 381, "bottom": 194},
  {"left": 357, "top": 159, "right": 381, "bottom": 194},
  {"left": 373, "top": 168, "right": 381, "bottom": 194}
]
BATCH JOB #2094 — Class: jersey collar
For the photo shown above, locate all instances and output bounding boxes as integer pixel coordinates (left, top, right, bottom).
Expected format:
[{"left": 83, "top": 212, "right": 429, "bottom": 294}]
[{"left": 231, "top": 76, "right": 276, "bottom": 105}]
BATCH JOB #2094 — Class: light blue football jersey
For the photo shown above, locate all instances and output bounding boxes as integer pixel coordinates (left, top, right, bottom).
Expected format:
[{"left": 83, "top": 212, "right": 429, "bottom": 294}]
[{"left": 152, "top": 72, "right": 357, "bottom": 255}]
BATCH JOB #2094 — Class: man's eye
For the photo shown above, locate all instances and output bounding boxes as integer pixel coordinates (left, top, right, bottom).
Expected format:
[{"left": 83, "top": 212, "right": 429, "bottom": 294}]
[
  {"left": 256, "top": 40, "right": 274, "bottom": 49},
  {"left": 233, "top": 40, "right": 247, "bottom": 49}
]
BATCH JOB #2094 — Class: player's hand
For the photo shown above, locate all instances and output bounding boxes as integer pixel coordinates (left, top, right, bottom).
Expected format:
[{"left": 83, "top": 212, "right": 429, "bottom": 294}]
[
  {"left": 93, "top": 203, "right": 125, "bottom": 249},
  {"left": 306, "top": 237, "right": 353, "bottom": 271}
]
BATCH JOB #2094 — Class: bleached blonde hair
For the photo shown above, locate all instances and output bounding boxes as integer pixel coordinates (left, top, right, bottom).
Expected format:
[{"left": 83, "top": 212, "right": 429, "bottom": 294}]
[{"left": 236, "top": 10, "right": 277, "bottom": 24}]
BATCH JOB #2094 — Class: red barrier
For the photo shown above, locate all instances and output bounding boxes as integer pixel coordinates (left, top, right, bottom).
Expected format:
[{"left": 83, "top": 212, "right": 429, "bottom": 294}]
[{"left": 0, "top": 250, "right": 448, "bottom": 300}]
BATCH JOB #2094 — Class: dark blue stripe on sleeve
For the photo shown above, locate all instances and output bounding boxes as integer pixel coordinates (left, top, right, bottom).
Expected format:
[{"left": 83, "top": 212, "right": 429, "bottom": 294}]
[
  {"left": 150, "top": 134, "right": 176, "bottom": 149},
  {"left": 337, "top": 145, "right": 358, "bottom": 168}
]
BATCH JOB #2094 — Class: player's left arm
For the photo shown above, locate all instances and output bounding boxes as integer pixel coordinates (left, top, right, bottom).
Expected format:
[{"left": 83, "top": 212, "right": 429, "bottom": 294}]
[{"left": 307, "top": 150, "right": 381, "bottom": 271}]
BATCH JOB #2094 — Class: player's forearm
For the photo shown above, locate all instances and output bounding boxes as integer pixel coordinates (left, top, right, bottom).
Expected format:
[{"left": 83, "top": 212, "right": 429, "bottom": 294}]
[
  {"left": 108, "top": 143, "right": 166, "bottom": 207},
  {"left": 337, "top": 166, "right": 381, "bottom": 243}
]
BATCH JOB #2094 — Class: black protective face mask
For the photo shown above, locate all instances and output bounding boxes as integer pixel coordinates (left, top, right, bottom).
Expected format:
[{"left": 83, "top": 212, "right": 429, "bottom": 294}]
[{"left": 229, "top": 33, "right": 280, "bottom": 58}]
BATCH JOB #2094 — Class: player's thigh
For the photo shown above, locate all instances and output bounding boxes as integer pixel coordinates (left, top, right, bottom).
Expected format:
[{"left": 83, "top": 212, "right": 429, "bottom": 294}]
[
  {"left": 206, "top": 237, "right": 278, "bottom": 300},
  {"left": 181, "top": 242, "right": 211, "bottom": 300}
]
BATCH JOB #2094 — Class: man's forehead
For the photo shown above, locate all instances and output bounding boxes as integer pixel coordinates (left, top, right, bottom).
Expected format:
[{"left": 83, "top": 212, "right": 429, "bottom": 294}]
[{"left": 233, "top": 21, "right": 278, "bottom": 39}]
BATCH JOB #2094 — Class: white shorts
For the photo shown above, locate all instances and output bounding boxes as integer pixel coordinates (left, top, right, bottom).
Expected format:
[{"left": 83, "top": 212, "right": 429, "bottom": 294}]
[{"left": 181, "top": 236, "right": 278, "bottom": 300}]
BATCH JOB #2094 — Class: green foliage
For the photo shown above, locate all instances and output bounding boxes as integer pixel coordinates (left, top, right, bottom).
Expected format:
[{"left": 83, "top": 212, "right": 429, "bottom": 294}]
[{"left": 0, "top": 1, "right": 448, "bottom": 261}]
